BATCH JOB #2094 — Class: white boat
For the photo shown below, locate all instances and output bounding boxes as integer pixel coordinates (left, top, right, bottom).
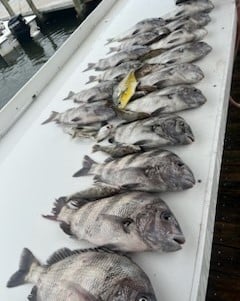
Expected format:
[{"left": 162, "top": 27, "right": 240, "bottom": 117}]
[
  {"left": 0, "top": 0, "right": 237, "bottom": 300},
  {"left": 0, "top": 15, "right": 40, "bottom": 57}
]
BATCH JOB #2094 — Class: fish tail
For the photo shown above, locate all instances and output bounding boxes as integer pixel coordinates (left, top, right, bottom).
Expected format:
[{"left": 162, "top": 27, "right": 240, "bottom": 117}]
[
  {"left": 83, "top": 63, "right": 95, "bottom": 72},
  {"left": 105, "top": 38, "right": 114, "bottom": 45},
  {"left": 42, "top": 196, "right": 68, "bottom": 221},
  {"left": 63, "top": 91, "right": 75, "bottom": 100},
  {"left": 41, "top": 111, "right": 58, "bottom": 125},
  {"left": 73, "top": 155, "right": 97, "bottom": 177},
  {"left": 107, "top": 47, "right": 117, "bottom": 54},
  {"left": 86, "top": 76, "right": 98, "bottom": 84},
  {"left": 7, "top": 248, "right": 41, "bottom": 287},
  {"left": 92, "top": 144, "right": 101, "bottom": 153}
]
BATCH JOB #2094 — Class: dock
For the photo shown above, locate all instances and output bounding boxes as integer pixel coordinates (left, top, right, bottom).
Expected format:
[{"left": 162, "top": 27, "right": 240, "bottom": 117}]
[{"left": 0, "top": 0, "right": 96, "bottom": 20}]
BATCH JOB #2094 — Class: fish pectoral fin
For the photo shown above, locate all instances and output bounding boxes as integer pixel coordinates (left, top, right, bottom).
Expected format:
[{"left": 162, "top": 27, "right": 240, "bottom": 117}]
[
  {"left": 65, "top": 281, "right": 99, "bottom": 301},
  {"left": 134, "top": 140, "right": 151, "bottom": 146},
  {"left": 100, "top": 214, "right": 134, "bottom": 234},
  {"left": 138, "top": 85, "right": 157, "bottom": 92},
  {"left": 150, "top": 107, "right": 168, "bottom": 116},
  {"left": 28, "top": 286, "right": 38, "bottom": 301},
  {"left": 121, "top": 183, "right": 142, "bottom": 191}
]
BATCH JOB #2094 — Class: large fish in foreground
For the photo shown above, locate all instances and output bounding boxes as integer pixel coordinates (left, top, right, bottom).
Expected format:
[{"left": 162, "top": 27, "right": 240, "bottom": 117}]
[
  {"left": 44, "top": 191, "right": 185, "bottom": 252},
  {"left": 138, "top": 63, "right": 204, "bottom": 89},
  {"left": 145, "top": 41, "right": 212, "bottom": 65},
  {"left": 103, "top": 114, "right": 194, "bottom": 149},
  {"left": 7, "top": 247, "right": 157, "bottom": 301},
  {"left": 73, "top": 149, "right": 195, "bottom": 192},
  {"left": 127, "top": 85, "right": 206, "bottom": 115}
]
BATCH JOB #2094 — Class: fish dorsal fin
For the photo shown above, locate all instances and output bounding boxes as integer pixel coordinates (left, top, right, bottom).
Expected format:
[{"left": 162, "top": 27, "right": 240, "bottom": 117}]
[{"left": 46, "top": 247, "right": 125, "bottom": 266}]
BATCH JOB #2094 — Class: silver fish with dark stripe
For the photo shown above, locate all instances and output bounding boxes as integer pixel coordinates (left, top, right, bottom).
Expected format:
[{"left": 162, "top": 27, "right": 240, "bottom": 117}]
[
  {"left": 44, "top": 191, "right": 185, "bottom": 252},
  {"left": 127, "top": 85, "right": 206, "bottom": 114},
  {"left": 107, "top": 114, "right": 194, "bottom": 149},
  {"left": 7, "top": 247, "right": 157, "bottom": 301},
  {"left": 145, "top": 41, "right": 212, "bottom": 65},
  {"left": 73, "top": 149, "right": 195, "bottom": 192}
]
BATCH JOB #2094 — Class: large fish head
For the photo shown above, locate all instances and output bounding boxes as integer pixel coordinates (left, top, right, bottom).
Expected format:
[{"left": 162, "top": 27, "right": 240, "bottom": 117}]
[
  {"left": 190, "top": 12, "right": 211, "bottom": 26},
  {"left": 176, "top": 63, "right": 204, "bottom": 83},
  {"left": 136, "top": 199, "right": 185, "bottom": 252},
  {"left": 178, "top": 86, "right": 207, "bottom": 108},
  {"left": 108, "top": 278, "right": 157, "bottom": 301},
  {"left": 187, "top": 41, "right": 212, "bottom": 58},
  {"left": 178, "top": 0, "right": 214, "bottom": 12},
  {"left": 160, "top": 151, "right": 195, "bottom": 190},
  {"left": 154, "top": 115, "right": 194, "bottom": 145}
]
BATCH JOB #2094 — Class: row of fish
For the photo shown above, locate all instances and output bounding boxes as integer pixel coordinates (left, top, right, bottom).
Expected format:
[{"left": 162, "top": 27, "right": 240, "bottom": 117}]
[{"left": 7, "top": 1, "right": 215, "bottom": 300}]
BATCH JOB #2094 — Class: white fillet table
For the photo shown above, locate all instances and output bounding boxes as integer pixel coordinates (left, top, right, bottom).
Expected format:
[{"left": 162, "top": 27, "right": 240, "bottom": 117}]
[{"left": 0, "top": 0, "right": 236, "bottom": 300}]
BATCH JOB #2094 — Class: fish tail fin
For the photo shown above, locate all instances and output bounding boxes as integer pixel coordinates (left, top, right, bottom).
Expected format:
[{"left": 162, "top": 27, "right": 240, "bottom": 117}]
[
  {"left": 7, "top": 248, "right": 41, "bottom": 288},
  {"left": 63, "top": 91, "right": 75, "bottom": 100},
  {"left": 86, "top": 76, "right": 98, "bottom": 84},
  {"left": 73, "top": 155, "right": 97, "bottom": 177},
  {"left": 105, "top": 38, "right": 114, "bottom": 45},
  {"left": 83, "top": 63, "right": 95, "bottom": 72},
  {"left": 41, "top": 111, "right": 58, "bottom": 125},
  {"left": 107, "top": 47, "right": 117, "bottom": 54},
  {"left": 92, "top": 144, "right": 101, "bottom": 153},
  {"left": 42, "top": 197, "right": 68, "bottom": 221}
]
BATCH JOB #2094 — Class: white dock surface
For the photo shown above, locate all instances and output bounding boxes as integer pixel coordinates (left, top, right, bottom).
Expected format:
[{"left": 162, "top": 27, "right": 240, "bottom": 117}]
[{"left": 0, "top": 0, "right": 236, "bottom": 300}]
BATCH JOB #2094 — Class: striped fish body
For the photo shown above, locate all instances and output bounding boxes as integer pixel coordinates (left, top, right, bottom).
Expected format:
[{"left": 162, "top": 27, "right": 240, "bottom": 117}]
[
  {"left": 127, "top": 85, "right": 206, "bottom": 114},
  {"left": 75, "top": 149, "right": 195, "bottom": 192},
  {"left": 7, "top": 248, "right": 157, "bottom": 301},
  {"left": 113, "top": 114, "right": 194, "bottom": 148},
  {"left": 46, "top": 191, "right": 185, "bottom": 252}
]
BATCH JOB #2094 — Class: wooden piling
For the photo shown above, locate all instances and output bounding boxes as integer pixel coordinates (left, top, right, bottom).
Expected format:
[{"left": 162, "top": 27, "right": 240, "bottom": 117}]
[
  {"left": 0, "top": 0, "right": 15, "bottom": 17},
  {"left": 72, "top": 0, "right": 86, "bottom": 18},
  {"left": 25, "top": 0, "right": 45, "bottom": 22}
]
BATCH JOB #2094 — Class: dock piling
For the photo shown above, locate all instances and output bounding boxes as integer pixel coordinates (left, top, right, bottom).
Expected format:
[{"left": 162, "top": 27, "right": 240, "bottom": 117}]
[
  {"left": 25, "top": 0, "right": 45, "bottom": 22},
  {"left": 72, "top": 0, "right": 86, "bottom": 18},
  {"left": 0, "top": 0, "right": 15, "bottom": 17}
]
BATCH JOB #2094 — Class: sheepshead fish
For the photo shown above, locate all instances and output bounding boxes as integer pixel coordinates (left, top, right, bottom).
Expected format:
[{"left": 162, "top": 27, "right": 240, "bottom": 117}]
[
  {"left": 93, "top": 143, "right": 142, "bottom": 158},
  {"left": 166, "top": 13, "right": 211, "bottom": 32},
  {"left": 108, "top": 114, "right": 194, "bottom": 149},
  {"left": 138, "top": 63, "right": 204, "bottom": 89},
  {"left": 44, "top": 191, "right": 185, "bottom": 252},
  {"left": 87, "top": 61, "right": 143, "bottom": 83},
  {"left": 145, "top": 41, "right": 212, "bottom": 65},
  {"left": 106, "top": 17, "right": 167, "bottom": 44},
  {"left": 150, "top": 28, "right": 207, "bottom": 51},
  {"left": 84, "top": 46, "right": 150, "bottom": 71},
  {"left": 7, "top": 247, "right": 157, "bottom": 301},
  {"left": 107, "top": 30, "right": 169, "bottom": 53},
  {"left": 127, "top": 85, "right": 206, "bottom": 114},
  {"left": 63, "top": 81, "right": 116, "bottom": 103},
  {"left": 164, "top": 0, "right": 214, "bottom": 21},
  {"left": 73, "top": 149, "right": 195, "bottom": 192},
  {"left": 42, "top": 101, "right": 116, "bottom": 126}
]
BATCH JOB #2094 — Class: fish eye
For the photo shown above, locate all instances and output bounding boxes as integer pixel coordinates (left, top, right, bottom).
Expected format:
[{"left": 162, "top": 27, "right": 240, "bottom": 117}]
[
  {"left": 177, "top": 161, "right": 184, "bottom": 167},
  {"left": 160, "top": 211, "right": 172, "bottom": 221}
]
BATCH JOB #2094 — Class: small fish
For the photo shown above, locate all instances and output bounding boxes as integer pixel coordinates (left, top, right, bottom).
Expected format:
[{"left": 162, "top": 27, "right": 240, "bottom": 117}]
[
  {"left": 7, "top": 247, "right": 157, "bottom": 301},
  {"left": 84, "top": 46, "right": 150, "bottom": 71},
  {"left": 127, "top": 85, "right": 206, "bottom": 114},
  {"left": 113, "top": 70, "right": 138, "bottom": 109},
  {"left": 138, "top": 63, "right": 204, "bottom": 89},
  {"left": 106, "top": 18, "right": 167, "bottom": 44},
  {"left": 107, "top": 30, "right": 169, "bottom": 53},
  {"left": 145, "top": 41, "right": 212, "bottom": 65},
  {"left": 63, "top": 81, "right": 116, "bottom": 103},
  {"left": 109, "top": 114, "right": 194, "bottom": 149},
  {"left": 92, "top": 143, "right": 142, "bottom": 158},
  {"left": 164, "top": 0, "right": 214, "bottom": 21},
  {"left": 150, "top": 28, "right": 207, "bottom": 51},
  {"left": 44, "top": 191, "right": 185, "bottom": 252},
  {"left": 42, "top": 101, "right": 116, "bottom": 127},
  {"left": 166, "top": 13, "right": 211, "bottom": 32},
  {"left": 73, "top": 149, "right": 195, "bottom": 192},
  {"left": 87, "top": 61, "right": 143, "bottom": 83}
]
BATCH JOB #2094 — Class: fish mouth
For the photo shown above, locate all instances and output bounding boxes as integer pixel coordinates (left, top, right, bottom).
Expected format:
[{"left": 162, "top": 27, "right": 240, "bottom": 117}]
[
  {"left": 182, "top": 176, "right": 196, "bottom": 189},
  {"left": 164, "top": 234, "right": 185, "bottom": 252},
  {"left": 186, "top": 135, "right": 195, "bottom": 143},
  {"left": 173, "top": 235, "right": 185, "bottom": 245}
]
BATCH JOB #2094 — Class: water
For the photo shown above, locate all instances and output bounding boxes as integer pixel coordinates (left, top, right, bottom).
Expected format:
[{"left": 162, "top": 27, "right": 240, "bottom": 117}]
[{"left": 0, "top": 5, "right": 100, "bottom": 109}]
